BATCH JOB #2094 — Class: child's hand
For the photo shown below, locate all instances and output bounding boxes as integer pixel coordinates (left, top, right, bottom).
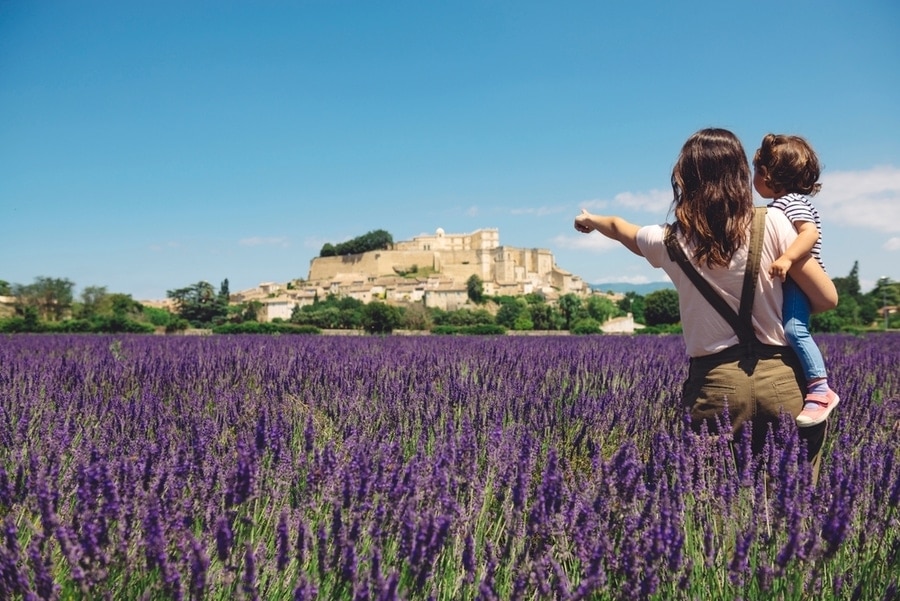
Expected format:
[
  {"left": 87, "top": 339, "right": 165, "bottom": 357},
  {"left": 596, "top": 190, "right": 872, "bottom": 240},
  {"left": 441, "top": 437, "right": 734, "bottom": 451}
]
[
  {"left": 769, "top": 256, "right": 792, "bottom": 281},
  {"left": 574, "top": 209, "right": 595, "bottom": 233}
]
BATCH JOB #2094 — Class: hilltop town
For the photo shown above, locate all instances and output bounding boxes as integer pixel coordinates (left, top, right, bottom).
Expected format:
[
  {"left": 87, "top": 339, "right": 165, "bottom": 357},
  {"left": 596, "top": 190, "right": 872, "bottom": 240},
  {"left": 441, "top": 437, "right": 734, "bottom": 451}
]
[{"left": 231, "top": 227, "right": 592, "bottom": 322}]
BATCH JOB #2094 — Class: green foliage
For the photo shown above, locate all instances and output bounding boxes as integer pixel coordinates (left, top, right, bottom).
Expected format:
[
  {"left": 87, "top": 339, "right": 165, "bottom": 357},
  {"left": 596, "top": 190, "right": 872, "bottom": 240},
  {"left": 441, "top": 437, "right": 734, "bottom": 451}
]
[
  {"left": 167, "top": 281, "right": 229, "bottom": 328},
  {"left": 495, "top": 297, "right": 527, "bottom": 329},
  {"left": 362, "top": 301, "right": 401, "bottom": 334},
  {"left": 212, "top": 322, "right": 320, "bottom": 335},
  {"left": 12, "top": 276, "right": 75, "bottom": 321},
  {"left": 643, "top": 288, "right": 680, "bottom": 326},
  {"left": 0, "top": 279, "right": 10, "bottom": 295},
  {"left": 512, "top": 313, "right": 534, "bottom": 331},
  {"left": 528, "top": 302, "right": 562, "bottom": 331},
  {"left": 0, "top": 314, "right": 41, "bottom": 333},
  {"left": 637, "top": 323, "right": 683, "bottom": 335},
  {"left": 571, "top": 318, "right": 602, "bottom": 334},
  {"left": 617, "top": 291, "right": 646, "bottom": 324},
  {"left": 813, "top": 268, "right": 898, "bottom": 331},
  {"left": 90, "top": 315, "right": 156, "bottom": 333},
  {"left": 466, "top": 274, "right": 484, "bottom": 304},
  {"left": 430, "top": 307, "right": 495, "bottom": 327},
  {"left": 165, "top": 318, "right": 191, "bottom": 333},
  {"left": 585, "top": 295, "right": 619, "bottom": 323},
  {"left": 431, "top": 324, "right": 507, "bottom": 335},
  {"left": 558, "top": 293, "right": 582, "bottom": 330},
  {"left": 832, "top": 260, "right": 861, "bottom": 298},
  {"left": 319, "top": 229, "right": 393, "bottom": 257},
  {"left": 399, "top": 303, "right": 433, "bottom": 331},
  {"left": 291, "top": 294, "right": 364, "bottom": 329},
  {"left": 0, "top": 314, "right": 155, "bottom": 334},
  {"left": 811, "top": 310, "right": 845, "bottom": 333}
]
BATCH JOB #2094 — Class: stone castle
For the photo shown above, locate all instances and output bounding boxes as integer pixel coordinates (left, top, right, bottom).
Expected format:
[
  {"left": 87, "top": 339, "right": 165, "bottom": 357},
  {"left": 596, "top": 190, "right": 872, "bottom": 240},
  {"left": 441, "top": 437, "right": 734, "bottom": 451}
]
[{"left": 233, "top": 227, "right": 589, "bottom": 322}]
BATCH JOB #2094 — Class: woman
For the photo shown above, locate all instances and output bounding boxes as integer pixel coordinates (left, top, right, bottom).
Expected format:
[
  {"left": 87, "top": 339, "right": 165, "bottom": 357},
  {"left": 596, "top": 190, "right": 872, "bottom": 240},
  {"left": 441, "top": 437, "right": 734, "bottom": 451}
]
[{"left": 574, "top": 128, "right": 837, "bottom": 467}]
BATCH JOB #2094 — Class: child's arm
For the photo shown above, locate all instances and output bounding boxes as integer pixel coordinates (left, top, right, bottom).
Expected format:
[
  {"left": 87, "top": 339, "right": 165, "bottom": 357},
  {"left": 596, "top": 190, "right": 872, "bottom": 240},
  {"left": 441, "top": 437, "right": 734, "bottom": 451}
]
[
  {"left": 573, "top": 209, "right": 644, "bottom": 256},
  {"left": 769, "top": 220, "right": 818, "bottom": 281}
]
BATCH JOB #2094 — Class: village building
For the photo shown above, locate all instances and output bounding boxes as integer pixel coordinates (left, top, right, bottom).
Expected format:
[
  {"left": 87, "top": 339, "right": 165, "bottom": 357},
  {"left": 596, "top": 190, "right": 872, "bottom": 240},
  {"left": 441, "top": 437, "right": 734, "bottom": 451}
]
[{"left": 232, "top": 227, "right": 590, "bottom": 322}]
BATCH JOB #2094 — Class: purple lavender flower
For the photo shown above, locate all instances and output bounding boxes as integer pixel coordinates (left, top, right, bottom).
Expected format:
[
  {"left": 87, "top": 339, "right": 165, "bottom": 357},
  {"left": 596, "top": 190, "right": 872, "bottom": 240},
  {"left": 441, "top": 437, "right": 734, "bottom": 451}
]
[
  {"left": 214, "top": 515, "right": 233, "bottom": 563},
  {"left": 142, "top": 498, "right": 168, "bottom": 573},
  {"left": 276, "top": 509, "right": 290, "bottom": 571},
  {"left": 293, "top": 575, "right": 318, "bottom": 601},
  {"left": 728, "top": 524, "right": 755, "bottom": 587},
  {"left": 242, "top": 543, "right": 259, "bottom": 601},
  {"left": 27, "top": 534, "right": 59, "bottom": 601},
  {"left": 188, "top": 534, "right": 209, "bottom": 601},
  {"left": 295, "top": 518, "right": 308, "bottom": 565}
]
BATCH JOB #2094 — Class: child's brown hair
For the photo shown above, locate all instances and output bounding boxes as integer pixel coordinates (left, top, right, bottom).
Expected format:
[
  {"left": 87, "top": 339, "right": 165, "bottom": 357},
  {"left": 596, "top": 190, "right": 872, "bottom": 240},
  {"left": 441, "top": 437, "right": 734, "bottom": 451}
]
[{"left": 752, "top": 133, "right": 822, "bottom": 196}]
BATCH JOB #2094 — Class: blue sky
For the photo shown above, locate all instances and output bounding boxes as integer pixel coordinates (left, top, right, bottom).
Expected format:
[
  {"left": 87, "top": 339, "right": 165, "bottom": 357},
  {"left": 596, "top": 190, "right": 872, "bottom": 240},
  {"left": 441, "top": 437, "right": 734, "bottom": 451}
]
[{"left": 2, "top": 0, "right": 899, "bottom": 301}]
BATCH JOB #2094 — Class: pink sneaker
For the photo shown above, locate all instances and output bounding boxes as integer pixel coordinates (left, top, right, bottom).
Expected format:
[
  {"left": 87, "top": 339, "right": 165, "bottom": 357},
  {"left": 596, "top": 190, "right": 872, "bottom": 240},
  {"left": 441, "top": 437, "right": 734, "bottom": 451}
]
[{"left": 796, "top": 389, "right": 840, "bottom": 427}]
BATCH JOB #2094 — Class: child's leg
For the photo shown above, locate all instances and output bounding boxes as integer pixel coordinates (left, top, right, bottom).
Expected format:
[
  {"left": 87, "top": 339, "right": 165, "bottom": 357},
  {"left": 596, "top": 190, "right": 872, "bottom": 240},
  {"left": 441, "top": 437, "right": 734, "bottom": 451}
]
[
  {"left": 783, "top": 278, "right": 839, "bottom": 427},
  {"left": 782, "top": 278, "right": 827, "bottom": 382}
]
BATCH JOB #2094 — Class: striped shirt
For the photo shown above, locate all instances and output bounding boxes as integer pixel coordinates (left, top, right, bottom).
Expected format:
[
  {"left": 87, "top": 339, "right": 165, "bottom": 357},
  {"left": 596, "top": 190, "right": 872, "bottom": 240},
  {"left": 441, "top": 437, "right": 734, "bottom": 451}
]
[{"left": 767, "top": 192, "right": 825, "bottom": 271}]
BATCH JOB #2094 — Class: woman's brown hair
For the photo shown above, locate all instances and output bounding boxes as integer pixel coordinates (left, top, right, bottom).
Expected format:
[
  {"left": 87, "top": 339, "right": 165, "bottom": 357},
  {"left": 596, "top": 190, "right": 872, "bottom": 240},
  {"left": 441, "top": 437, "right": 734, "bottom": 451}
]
[
  {"left": 752, "top": 133, "right": 822, "bottom": 196},
  {"left": 671, "top": 128, "right": 753, "bottom": 268}
]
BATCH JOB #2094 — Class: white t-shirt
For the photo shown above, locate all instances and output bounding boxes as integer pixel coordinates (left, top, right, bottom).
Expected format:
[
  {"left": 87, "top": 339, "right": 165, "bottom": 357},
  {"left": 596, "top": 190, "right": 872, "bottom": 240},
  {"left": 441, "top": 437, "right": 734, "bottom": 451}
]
[{"left": 636, "top": 209, "right": 798, "bottom": 357}]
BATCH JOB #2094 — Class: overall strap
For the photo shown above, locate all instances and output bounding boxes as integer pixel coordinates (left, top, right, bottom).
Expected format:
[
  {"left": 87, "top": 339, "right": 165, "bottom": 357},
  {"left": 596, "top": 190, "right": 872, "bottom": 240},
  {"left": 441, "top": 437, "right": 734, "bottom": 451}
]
[
  {"left": 738, "top": 207, "right": 767, "bottom": 331},
  {"left": 665, "top": 207, "right": 767, "bottom": 345}
]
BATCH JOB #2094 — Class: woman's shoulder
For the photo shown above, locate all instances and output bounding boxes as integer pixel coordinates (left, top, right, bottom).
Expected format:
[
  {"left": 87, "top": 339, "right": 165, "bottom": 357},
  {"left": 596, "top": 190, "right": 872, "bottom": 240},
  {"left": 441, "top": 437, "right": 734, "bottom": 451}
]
[
  {"left": 764, "top": 207, "right": 793, "bottom": 229},
  {"left": 637, "top": 222, "right": 669, "bottom": 238},
  {"left": 636, "top": 223, "right": 672, "bottom": 266}
]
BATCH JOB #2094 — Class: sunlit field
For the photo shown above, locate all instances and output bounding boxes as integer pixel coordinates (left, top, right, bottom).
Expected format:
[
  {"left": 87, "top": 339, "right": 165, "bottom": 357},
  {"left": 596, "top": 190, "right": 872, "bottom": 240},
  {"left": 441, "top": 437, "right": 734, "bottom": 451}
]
[{"left": 1, "top": 333, "right": 898, "bottom": 600}]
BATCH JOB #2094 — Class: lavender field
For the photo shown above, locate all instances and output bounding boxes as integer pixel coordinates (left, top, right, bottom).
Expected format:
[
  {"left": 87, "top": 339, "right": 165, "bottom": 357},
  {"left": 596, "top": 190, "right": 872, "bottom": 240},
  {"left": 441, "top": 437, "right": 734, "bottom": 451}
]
[{"left": 1, "top": 333, "right": 899, "bottom": 600}]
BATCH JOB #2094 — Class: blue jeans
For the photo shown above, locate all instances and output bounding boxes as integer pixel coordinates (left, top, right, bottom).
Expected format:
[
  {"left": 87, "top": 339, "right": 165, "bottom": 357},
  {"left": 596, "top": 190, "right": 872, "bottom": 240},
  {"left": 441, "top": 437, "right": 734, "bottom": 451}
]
[{"left": 783, "top": 278, "right": 827, "bottom": 382}]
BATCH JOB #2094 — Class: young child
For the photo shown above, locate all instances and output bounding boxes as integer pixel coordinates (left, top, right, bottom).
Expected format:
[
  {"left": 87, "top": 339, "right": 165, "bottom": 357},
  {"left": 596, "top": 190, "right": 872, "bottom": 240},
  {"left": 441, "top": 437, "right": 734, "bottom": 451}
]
[{"left": 752, "top": 133, "right": 839, "bottom": 427}]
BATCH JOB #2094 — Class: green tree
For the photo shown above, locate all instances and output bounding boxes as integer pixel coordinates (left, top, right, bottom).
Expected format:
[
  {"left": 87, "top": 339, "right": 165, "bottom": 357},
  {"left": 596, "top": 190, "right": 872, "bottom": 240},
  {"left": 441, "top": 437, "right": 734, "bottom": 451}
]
[
  {"left": 832, "top": 261, "right": 861, "bottom": 299},
  {"left": 586, "top": 295, "right": 618, "bottom": 324},
  {"left": 321, "top": 229, "right": 394, "bottom": 257},
  {"left": 870, "top": 277, "right": 900, "bottom": 329},
  {"left": 76, "top": 285, "right": 108, "bottom": 319},
  {"left": 143, "top": 306, "right": 176, "bottom": 327},
  {"left": 528, "top": 302, "right": 560, "bottom": 330},
  {"left": 571, "top": 317, "right": 602, "bottom": 334},
  {"left": 558, "top": 294, "right": 582, "bottom": 330},
  {"left": 495, "top": 297, "right": 526, "bottom": 329},
  {"left": 218, "top": 278, "right": 230, "bottom": 303},
  {"left": 0, "top": 280, "right": 11, "bottom": 295},
  {"left": 432, "top": 307, "right": 495, "bottom": 327},
  {"left": 643, "top": 289, "right": 680, "bottom": 326},
  {"left": 466, "top": 274, "right": 484, "bottom": 304},
  {"left": 167, "top": 281, "right": 229, "bottom": 327},
  {"left": 512, "top": 312, "right": 534, "bottom": 331},
  {"left": 362, "top": 301, "right": 401, "bottom": 334},
  {"left": 400, "top": 303, "right": 433, "bottom": 331},
  {"left": 617, "top": 291, "right": 646, "bottom": 324},
  {"left": 13, "top": 276, "right": 75, "bottom": 321},
  {"left": 108, "top": 293, "right": 143, "bottom": 318}
]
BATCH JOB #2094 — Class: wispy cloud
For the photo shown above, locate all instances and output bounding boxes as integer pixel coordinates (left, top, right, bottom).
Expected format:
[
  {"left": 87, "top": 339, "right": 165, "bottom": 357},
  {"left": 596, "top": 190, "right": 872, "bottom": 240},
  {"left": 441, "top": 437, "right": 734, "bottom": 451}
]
[
  {"left": 611, "top": 189, "right": 673, "bottom": 213},
  {"left": 149, "top": 241, "right": 181, "bottom": 252},
  {"left": 239, "top": 236, "right": 290, "bottom": 248},
  {"left": 465, "top": 205, "right": 479, "bottom": 217},
  {"left": 885, "top": 237, "right": 900, "bottom": 252},
  {"left": 579, "top": 189, "right": 672, "bottom": 214},
  {"left": 552, "top": 233, "right": 622, "bottom": 252},
  {"left": 510, "top": 205, "right": 566, "bottom": 217},
  {"left": 817, "top": 166, "right": 900, "bottom": 234}
]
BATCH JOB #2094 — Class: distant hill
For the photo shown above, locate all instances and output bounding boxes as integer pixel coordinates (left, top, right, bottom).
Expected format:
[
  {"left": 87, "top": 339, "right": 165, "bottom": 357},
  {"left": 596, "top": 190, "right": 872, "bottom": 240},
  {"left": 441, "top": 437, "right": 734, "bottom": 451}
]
[{"left": 590, "top": 282, "right": 675, "bottom": 296}]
